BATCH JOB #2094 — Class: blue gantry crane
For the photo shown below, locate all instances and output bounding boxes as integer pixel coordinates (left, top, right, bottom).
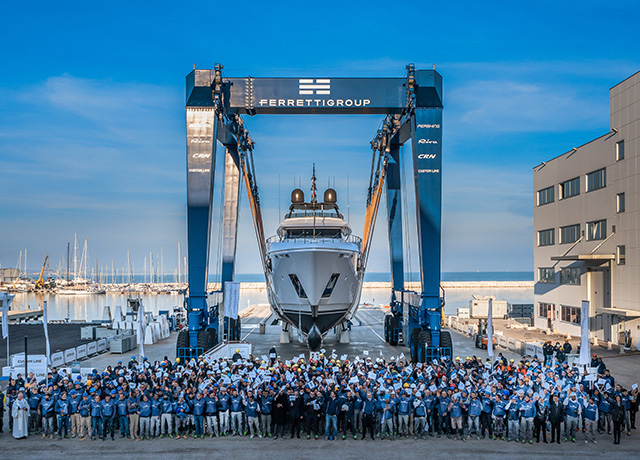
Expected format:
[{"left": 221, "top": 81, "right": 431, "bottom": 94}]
[{"left": 178, "top": 64, "right": 451, "bottom": 362}]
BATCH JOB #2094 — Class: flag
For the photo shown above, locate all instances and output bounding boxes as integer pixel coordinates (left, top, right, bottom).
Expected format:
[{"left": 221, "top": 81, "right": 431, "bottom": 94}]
[
  {"left": 579, "top": 300, "right": 590, "bottom": 366},
  {"left": 224, "top": 282, "right": 240, "bottom": 319},
  {"left": 43, "top": 300, "right": 51, "bottom": 366},
  {"left": 138, "top": 303, "right": 145, "bottom": 359},
  {"left": 487, "top": 298, "right": 494, "bottom": 358},
  {"left": 2, "top": 293, "right": 12, "bottom": 339}
]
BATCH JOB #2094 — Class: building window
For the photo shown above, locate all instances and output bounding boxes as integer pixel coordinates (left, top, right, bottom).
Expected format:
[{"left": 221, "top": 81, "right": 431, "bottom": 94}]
[
  {"left": 537, "top": 186, "right": 555, "bottom": 206},
  {"left": 538, "top": 268, "right": 554, "bottom": 283},
  {"left": 616, "top": 140, "right": 625, "bottom": 161},
  {"left": 587, "top": 219, "right": 606, "bottom": 241},
  {"left": 538, "top": 228, "right": 555, "bottom": 246},
  {"left": 617, "top": 245, "right": 626, "bottom": 265},
  {"left": 539, "top": 302, "right": 554, "bottom": 318},
  {"left": 560, "top": 177, "right": 580, "bottom": 199},
  {"left": 617, "top": 193, "right": 625, "bottom": 213},
  {"left": 561, "top": 305, "right": 581, "bottom": 324},
  {"left": 560, "top": 224, "right": 581, "bottom": 244},
  {"left": 586, "top": 168, "right": 606, "bottom": 192},
  {"left": 560, "top": 267, "right": 581, "bottom": 285}
]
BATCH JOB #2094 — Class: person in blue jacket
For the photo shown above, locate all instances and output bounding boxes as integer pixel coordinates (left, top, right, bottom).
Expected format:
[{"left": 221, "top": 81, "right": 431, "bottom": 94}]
[
  {"left": 26, "top": 387, "right": 42, "bottom": 435},
  {"left": 467, "top": 391, "right": 483, "bottom": 439},
  {"left": 78, "top": 393, "right": 92, "bottom": 439},
  {"left": 90, "top": 394, "right": 103, "bottom": 440},
  {"left": 191, "top": 392, "right": 206, "bottom": 438},
  {"left": 174, "top": 396, "right": 190, "bottom": 438},
  {"left": 150, "top": 394, "right": 163, "bottom": 438},
  {"left": 139, "top": 395, "right": 153, "bottom": 440},
  {"left": 68, "top": 389, "right": 82, "bottom": 438},
  {"left": 518, "top": 393, "right": 536, "bottom": 443},
  {"left": 55, "top": 391, "right": 70, "bottom": 439},
  {"left": 101, "top": 391, "right": 117, "bottom": 441},
  {"left": 506, "top": 393, "right": 521, "bottom": 442},
  {"left": 39, "top": 392, "right": 56, "bottom": 439},
  {"left": 116, "top": 393, "right": 130, "bottom": 438},
  {"left": 204, "top": 391, "right": 219, "bottom": 438}
]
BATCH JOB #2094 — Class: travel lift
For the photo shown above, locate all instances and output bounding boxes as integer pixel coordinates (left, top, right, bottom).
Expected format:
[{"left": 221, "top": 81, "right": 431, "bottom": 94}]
[{"left": 178, "top": 64, "right": 452, "bottom": 363}]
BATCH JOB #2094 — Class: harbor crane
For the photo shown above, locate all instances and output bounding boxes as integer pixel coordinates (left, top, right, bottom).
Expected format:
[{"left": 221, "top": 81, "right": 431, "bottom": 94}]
[{"left": 178, "top": 64, "right": 452, "bottom": 363}]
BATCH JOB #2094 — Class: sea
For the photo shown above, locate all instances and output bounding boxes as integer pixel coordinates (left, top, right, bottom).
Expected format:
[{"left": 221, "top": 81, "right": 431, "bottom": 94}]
[{"left": 9, "top": 272, "right": 534, "bottom": 322}]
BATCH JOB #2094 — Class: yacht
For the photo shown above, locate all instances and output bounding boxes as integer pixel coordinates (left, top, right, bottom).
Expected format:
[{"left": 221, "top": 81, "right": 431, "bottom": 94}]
[{"left": 265, "top": 169, "right": 363, "bottom": 350}]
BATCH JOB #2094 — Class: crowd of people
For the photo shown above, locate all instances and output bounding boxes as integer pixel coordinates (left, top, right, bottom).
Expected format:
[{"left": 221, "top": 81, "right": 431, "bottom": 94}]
[{"left": 1, "top": 347, "right": 638, "bottom": 447}]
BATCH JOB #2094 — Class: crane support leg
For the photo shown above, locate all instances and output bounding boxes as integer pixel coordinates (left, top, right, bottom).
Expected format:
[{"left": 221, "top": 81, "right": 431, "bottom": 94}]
[
  {"left": 386, "top": 145, "right": 404, "bottom": 304},
  {"left": 218, "top": 146, "right": 241, "bottom": 342},
  {"left": 221, "top": 146, "right": 241, "bottom": 285},
  {"left": 410, "top": 106, "right": 443, "bottom": 347},
  {"left": 185, "top": 107, "right": 219, "bottom": 348}
]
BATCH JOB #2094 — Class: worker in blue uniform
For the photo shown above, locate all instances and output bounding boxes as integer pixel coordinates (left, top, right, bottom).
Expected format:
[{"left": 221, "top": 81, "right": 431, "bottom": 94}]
[
  {"left": 505, "top": 393, "right": 521, "bottom": 442},
  {"left": 413, "top": 393, "right": 428, "bottom": 439},
  {"left": 361, "top": 392, "right": 376, "bottom": 440},
  {"left": 396, "top": 392, "right": 411, "bottom": 437},
  {"left": 150, "top": 394, "right": 163, "bottom": 438},
  {"left": 204, "top": 390, "right": 219, "bottom": 437},
  {"left": 54, "top": 391, "right": 70, "bottom": 440},
  {"left": 519, "top": 393, "right": 536, "bottom": 443},
  {"left": 192, "top": 392, "right": 206, "bottom": 438},
  {"left": 244, "top": 394, "right": 261, "bottom": 438},
  {"left": 139, "top": 395, "right": 152, "bottom": 440},
  {"left": 78, "top": 393, "right": 91, "bottom": 439},
  {"left": 229, "top": 388, "right": 244, "bottom": 436},
  {"left": 116, "top": 393, "right": 129, "bottom": 438},
  {"left": 101, "top": 391, "right": 117, "bottom": 440},
  {"left": 90, "top": 394, "right": 103, "bottom": 440},
  {"left": 26, "top": 387, "right": 42, "bottom": 435},
  {"left": 564, "top": 392, "right": 582, "bottom": 443},
  {"left": 583, "top": 396, "right": 598, "bottom": 444},
  {"left": 160, "top": 393, "right": 174, "bottom": 438},
  {"left": 68, "top": 389, "right": 82, "bottom": 438},
  {"left": 39, "top": 391, "right": 56, "bottom": 439},
  {"left": 174, "top": 396, "right": 190, "bottom": 438}
]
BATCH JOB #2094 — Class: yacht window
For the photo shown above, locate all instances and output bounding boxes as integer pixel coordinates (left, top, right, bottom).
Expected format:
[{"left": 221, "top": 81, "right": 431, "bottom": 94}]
[
  {"left": 286, "top": 228, "right": 342, "bottom": 238},
  {"left": 289, "top": 274, "right": 307, "bottom": 298},
  {"left": 322, "top": 273, "right": 340, "bottom": 298}
]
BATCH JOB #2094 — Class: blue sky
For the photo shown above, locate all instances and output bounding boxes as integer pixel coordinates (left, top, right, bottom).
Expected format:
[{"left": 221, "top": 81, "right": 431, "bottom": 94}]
[{"left": 1, "top": 1, "right": 639, "bottom": 278}]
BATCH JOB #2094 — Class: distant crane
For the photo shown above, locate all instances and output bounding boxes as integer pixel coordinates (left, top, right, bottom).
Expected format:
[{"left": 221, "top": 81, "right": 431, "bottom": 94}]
[{"left": 35, "top": 255, "right": 52, "bottom": 290}]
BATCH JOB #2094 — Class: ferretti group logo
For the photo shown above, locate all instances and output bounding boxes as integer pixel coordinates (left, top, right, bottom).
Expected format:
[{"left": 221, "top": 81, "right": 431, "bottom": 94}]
[{"left": 298, "top": 79, "right": 331, "bottom": 95}]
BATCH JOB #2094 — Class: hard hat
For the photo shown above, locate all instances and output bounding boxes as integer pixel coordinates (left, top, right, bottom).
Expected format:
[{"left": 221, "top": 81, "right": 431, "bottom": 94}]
[
  {"left": 176, "top": 358, "right": 181, "bottom": 363},
  {"left": 403, "top": 383, "right": 409, "bottom": 388},
  {"left": 236, "top": 348, "right": 239, "bottom": 353}
]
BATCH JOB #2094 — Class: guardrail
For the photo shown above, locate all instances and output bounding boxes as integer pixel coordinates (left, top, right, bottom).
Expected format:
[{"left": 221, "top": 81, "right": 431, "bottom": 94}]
[{"left": 446, "top": 315, "right": 555, "bottom": 359}]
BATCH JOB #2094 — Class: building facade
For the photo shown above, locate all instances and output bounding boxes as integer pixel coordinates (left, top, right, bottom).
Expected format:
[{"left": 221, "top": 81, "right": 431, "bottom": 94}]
[{"left": 533, "top": 71, "right": 640, "bottom": 349}]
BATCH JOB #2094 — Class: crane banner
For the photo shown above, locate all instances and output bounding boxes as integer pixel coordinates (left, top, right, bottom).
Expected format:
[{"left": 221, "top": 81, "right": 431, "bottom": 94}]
[
  {"left": 43, "top": 300, "right": 51, "bottom": 366},
  {"left": 2, "top": 293, "right": 13, "bottom": 339},
  {"left": 487, "top": 298, "right": 494, "bottom": 358},
  {"left": 224, "top": 282, "right": 240, "bottom": 319},
  {"left": 579, "top": 300, "right": 590, "bottom": 366}
]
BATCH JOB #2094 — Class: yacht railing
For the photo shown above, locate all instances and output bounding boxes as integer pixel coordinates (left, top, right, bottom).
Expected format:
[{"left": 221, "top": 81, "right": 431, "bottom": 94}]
[{"left": 266, "top": 234, "right": 362, "bottom": 248}]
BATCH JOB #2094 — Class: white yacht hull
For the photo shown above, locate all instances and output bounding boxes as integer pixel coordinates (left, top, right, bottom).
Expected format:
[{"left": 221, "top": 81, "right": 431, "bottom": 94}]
[{"left": 266, "top": 239, "right": 362, "bottom": 346}]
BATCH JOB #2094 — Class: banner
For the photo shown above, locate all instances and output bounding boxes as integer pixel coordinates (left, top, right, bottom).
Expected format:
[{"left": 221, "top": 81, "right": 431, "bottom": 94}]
[
  {"left": 138, "top": 303, "right": 145, "bottom": 359},
  {"left": 487, "top": 298, "right": 494, "bottom": 358},
  {"left": 2, "top": 293, "right": 13, "bottom": 339},
  {"left": 224, "top": 282, "right": 240, "bottom": 319},
  {"left": 579, "top": 300, "right": 590, "bottom": 366},
  {"left": 43, "top": 300, "right": 51, "bottom": 366}
]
